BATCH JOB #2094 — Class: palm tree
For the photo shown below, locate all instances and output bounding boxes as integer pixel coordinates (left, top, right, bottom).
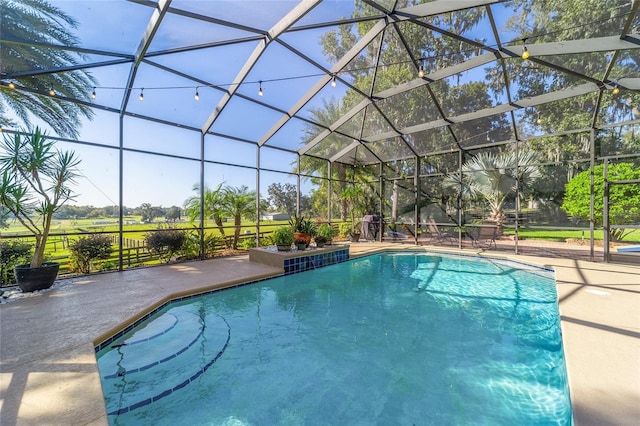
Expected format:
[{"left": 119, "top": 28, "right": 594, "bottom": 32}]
[
  {"left": 183, "top": 183, "right": 229, "bottom": 248},
  {"left": 1, "top": 0, "right": 95, "bottom": 138},
  {"left": 222, "top": 185, "right": 256, "bottom": 249},
  {"left": 300, "top": 98, "right": 350, "bottom": 220},
  {"left": 443, "top": 149, "right": 542, "bottom": 225}
]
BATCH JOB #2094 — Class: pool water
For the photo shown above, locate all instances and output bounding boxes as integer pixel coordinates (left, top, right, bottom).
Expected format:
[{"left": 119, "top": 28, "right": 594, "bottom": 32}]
[{"left": 96, "top": 252, "right": 573, "bottom": 425}]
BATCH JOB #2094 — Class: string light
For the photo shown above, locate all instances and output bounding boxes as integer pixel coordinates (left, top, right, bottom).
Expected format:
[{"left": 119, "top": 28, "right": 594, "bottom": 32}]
[
  {"left": 91, "top": 87, "right": 96, "bottom": 99},
  {"left": 418, "top": 61, "right": 425, "bottom": 78},
  {"left": 48, "top": 88, "right": 55, "bottom": 96},
  {"left": 194, "top": 87, "right": 200, "bottom": 101},
  {"left": 536, "top": 112, "right": 542, "bottom": 124},
  {"left": 8, "top": 82, "right": 15, "bottom": 89},
  {"left": 331, "top": 74, "right": 337, "bottom": 87},
  {"left": 612, "top": 84, "right": 620, "bottom": 95},
  {"left": 258, "top": 81, "right": 263, "bottom": 97},
  {"left": 521, "top": 45, "right": 530, "bottom": 60},
  {"left": 139, "top": 88, "right": 144, "bottom": 101},
  {"left": 486, "top": 131, "right": 490, "bottom": 142}
]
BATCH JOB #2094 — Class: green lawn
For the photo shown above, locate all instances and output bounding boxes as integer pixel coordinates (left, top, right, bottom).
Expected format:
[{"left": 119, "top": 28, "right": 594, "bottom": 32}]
[{"left": 503, "top": 227, "right": 640, "bottom": 243}]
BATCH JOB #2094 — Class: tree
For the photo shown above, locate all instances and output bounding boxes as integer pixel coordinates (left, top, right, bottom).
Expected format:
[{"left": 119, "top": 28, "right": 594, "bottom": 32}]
[
  {"left": 299, "top": 98, "right": 351, "bottom": 220},
  {"left": 165, "top": 206, "right": 181, "bottom": 222},
  {"left": 562, "top": 162, "right": 640, "bottom": 241},
  {"left": 0, "top": 127, "right": 81, "bottom": 268},
  {"left": 443, "top": 149, "right": 542, "bottom": 225},
  {"left": 1, "top": 0, "right": 95, "bottom": 138},
  {"left": 222, "top": 185, "right": 256, "bottom": 249},
  {"left": 267, "top": 183, "right": 297, "bottom": 214},
  {"left": 139, "top": 203, "right": 157, "bottom": 223},
  {"left": 183, "top": 183, "right": 229, "bottom": 248}
]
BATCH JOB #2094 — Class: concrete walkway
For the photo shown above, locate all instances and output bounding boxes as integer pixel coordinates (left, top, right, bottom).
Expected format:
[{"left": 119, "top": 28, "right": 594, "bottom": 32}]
[{"left": 1, "top": 243, "right": 638, "bottom": 425}]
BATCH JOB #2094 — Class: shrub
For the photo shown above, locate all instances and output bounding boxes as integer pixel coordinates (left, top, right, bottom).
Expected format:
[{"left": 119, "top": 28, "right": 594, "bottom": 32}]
[
  {"left": 338, "top": 223, "right": 352, "bottom": 238},
  {"left": 271, "top": 226, "right": 294, "bottom": 246},
  {"left": 237, "top": 236, "right": 257, "bottom": 250},
  {"left": 69, "top": 234, "right": 113, "bottom": 274},
  {"left": 180, "top": 231, "right": 224, "bottom": 259},
  {"left": 144, "top": 227, "right": 187, "bottom": 263},
  {"left": 316, "top": 223, "right": 335, "bottom": 240},
  {"left": 0, "top": 240, "right": 32, "bottom": 285}
]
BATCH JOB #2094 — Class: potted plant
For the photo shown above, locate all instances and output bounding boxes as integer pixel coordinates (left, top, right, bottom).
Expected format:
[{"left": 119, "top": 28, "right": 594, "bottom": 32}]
[
  {"left": 314, "top": 223, "right": 334, "bottom": 248},
  {"left": 0, "top": 127, "right": 81, "bottom": 292},
  {"left": 289, "top": 214, "right": 316, "bottom": 247},
  {"left": 341, "top": 185, "right": 365, "bottom": 242},
  {"left": 294, "top": 237, "right": 307, "bottom": 251},
  {"left": 271, "top": 226, "right": 294, "bottom": 251}
]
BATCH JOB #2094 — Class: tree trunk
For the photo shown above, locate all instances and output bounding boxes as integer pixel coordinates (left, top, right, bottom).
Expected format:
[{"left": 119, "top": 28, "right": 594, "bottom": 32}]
[
  {"left": 232, "top": 216, "right": 241, "bottom": 249},
  {"left": 214, "top": 217, "right": 229, "bottom": 248}
]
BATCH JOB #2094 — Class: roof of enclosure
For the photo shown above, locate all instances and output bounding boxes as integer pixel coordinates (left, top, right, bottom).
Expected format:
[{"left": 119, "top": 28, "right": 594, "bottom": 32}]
[{"left": 2, "top": 0, "right": 640, "bottom": 166}]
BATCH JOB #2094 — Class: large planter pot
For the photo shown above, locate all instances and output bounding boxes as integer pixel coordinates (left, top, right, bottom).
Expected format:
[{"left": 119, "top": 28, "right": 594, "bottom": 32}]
[
  {"left": 349, "top": 232, "right": 361, "bottom": 242},
  {"left": 293, "top": 232, "right": 312, "bottom": 247},
  {"left": 14, "top": 262, "right": 60, "bottom": 293}
]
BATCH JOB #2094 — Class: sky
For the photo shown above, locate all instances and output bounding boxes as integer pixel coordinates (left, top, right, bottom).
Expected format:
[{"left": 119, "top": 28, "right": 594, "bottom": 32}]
[{"left": 8, "top": 1, "right": 360, "bottom": 208}]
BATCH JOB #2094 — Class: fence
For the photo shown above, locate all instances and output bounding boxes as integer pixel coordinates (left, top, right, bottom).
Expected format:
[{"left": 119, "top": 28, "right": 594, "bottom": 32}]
[{"left": 1, "top": 221, "right": 350, "bottom": 286}]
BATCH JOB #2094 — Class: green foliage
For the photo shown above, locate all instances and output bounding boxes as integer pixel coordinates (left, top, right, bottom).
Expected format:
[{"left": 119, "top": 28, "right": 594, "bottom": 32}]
[
  {"left": 443, "top": 149, "right": 541, "bottom": 224},
  {"left": 562, "top": 163, "right": 640, "bottom": 240},
  {"left": 288, "top": 214, "right": 317, "bottom": 236},
  {"left": 338, "top": 223, "right": 352, "bottom": 238},
  {"left": 315, "top": 223, "right": 335, "bottom": 242},
  {"left": 183, "top": 184, "right": 257, "bottom": 250},
  {"left": 69, "top": 234, "right": 112, "bottom": 274},
  {"left": 266, "top": 183, "right": 297, "bottom": 215},
  {"left": 165, "top": 206, "right": 182, "bottom": 222},
  {"left": 237, "top": 236, "right": 257, "bottom": 250},
  {"left": 144, "top": 227, "right": 187, "bottom": 263},
  {"left": 0, "top": 127, "right": 81, "bottom": 268},
  {"left": 0, "top": 0, "right": 95, "bottom": 138},
  {"left": 0, "top": 240, "right": 32, "bottom": 284},
  {"left": 271, "top": 226, "right": 294, "bottom": 246}
]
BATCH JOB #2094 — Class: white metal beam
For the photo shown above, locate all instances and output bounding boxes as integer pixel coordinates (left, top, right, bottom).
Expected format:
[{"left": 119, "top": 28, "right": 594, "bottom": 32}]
[{"left": 201, "top": 0, "right": 322, "bottom": 134}]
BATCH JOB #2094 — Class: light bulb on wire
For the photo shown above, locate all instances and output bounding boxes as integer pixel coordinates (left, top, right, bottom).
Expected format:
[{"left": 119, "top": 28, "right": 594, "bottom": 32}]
[
  {"left": 49, "top": 88, "right": 55, "bottom": 96},
  {"left": 91, "top": 87, "right": 96, "bottom": 99},
  {"left": 331, "top": 75, "right": 337, "bottom": 87},
  {"left": 258, "top": 81, "right": 263, "bottom": 97},
  {"left": 418, "top": 62, "right": 425, "bottom": 78},
  {"left": 139, "top": 88, "right": 144, "bottom": 101},
  {"left": 8, "top": 82, "right": 15, "bottom": 89},
  {"left": 194, "top": 87, "right": 200, "bottom": 101},
  {"left": 612, "top": 85, "right": 620, "bottom": 95},
  {"left": 521, "top": 45, "right": 530, "bottom": 60}
]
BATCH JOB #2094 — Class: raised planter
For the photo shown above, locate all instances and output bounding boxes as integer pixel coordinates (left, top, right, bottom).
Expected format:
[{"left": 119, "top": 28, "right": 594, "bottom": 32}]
[
  {"left": 14, "top": 262, "right": 60, "bottom": 293},
  {"left": 249, "top": 246, "right": 349, "bottom": 275}
]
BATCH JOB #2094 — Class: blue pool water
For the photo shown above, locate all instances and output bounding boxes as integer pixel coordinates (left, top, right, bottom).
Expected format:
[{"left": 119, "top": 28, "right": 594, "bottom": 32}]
[{"left": 96, "top": 252, "right": 573, "bottom": 425}]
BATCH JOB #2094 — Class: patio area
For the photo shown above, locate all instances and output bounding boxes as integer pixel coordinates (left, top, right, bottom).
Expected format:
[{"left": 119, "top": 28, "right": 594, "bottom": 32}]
[{"left": 1, "top": 243, "right": 638, "bottom": 425}]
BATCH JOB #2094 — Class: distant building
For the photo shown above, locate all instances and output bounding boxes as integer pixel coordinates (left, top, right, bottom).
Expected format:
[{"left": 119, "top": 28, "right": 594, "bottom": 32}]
[{"left": 261, "top": 213, "right": 290, "bottom": 221}]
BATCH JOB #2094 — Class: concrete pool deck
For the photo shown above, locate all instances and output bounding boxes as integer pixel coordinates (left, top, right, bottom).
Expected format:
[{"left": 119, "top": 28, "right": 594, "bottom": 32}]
[{"left": 1, "top": 243, "right": 638, "bottom": 425}]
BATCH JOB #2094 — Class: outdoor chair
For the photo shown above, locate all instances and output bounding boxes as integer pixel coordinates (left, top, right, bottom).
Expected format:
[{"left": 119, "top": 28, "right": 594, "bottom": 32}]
[
  {"left": 467, "top": 223, "right": 498, "bottom": 249},
  {"left": 426, "top": 220, "right": 455, "bottom": 245}
]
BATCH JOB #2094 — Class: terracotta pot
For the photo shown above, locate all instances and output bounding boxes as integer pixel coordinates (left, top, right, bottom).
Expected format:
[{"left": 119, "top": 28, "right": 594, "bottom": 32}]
[{"left": 293, "top": 232, "right": 311, "bottom": 246}]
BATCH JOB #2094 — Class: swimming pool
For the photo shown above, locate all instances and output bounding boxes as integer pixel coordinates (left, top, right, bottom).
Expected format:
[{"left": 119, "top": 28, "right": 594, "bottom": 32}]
[{"left": 96, "top": 251, "right": 572, "bottom": 425}]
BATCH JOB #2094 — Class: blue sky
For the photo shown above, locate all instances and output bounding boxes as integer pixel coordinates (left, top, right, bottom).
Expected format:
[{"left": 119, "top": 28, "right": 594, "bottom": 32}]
[{"left": 18, "top": 1, "right": 362, "bottom": 208}]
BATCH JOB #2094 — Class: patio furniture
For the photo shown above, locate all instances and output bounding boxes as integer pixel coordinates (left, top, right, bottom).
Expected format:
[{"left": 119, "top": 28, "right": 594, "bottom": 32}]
[
  {"left": 467, "top": 223, "right": 498, "bottom": 249},
  {"left": 426, "top": 220, "right": 455, "bottom": 244}
]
